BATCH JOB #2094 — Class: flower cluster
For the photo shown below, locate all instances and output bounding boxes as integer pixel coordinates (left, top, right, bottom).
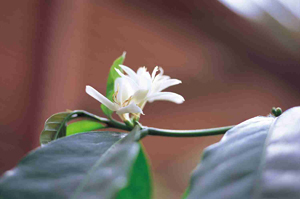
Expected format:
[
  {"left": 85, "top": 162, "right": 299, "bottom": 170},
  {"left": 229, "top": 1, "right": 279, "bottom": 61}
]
[{"left": 86, "top": 65, "right": 184, "bottom": 122}]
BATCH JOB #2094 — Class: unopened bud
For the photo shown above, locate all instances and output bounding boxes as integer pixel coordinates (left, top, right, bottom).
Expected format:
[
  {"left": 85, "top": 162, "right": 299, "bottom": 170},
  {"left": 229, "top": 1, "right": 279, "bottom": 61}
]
[{"left": 271, "top": 107, "right": 282, "bottom": 117}]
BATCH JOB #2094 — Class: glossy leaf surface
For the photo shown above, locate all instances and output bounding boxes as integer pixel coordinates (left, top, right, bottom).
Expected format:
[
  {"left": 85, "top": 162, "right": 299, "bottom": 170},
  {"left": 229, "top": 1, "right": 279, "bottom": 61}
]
[
  {"left": 66, "top": 120, "right": 105, "bottom": 136},
  {"left": 116, "top": 144, "right": 152, "bottom": 199},
  {"left": 101, "top": 53, "right": 125, "bottom": 117},
  {"left": 185, "top": 107, "right": 300, "bottom": 199},
  {"left": 0, "top": 128, "right": 151, "bottom": 199}
]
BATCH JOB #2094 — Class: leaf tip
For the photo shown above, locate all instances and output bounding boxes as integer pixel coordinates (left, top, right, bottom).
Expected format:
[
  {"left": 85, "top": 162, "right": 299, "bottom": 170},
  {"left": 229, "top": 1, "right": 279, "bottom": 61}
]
[{"left": 122, "top": 51, "right": 126, "bottom": 59}]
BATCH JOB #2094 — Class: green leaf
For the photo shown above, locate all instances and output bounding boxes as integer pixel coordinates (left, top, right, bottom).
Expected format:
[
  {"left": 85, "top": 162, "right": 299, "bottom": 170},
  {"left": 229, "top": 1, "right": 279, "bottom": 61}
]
[
  {"left": 185, "top": 107, "right": 300, "bottom": 199},
  {"left": 101, "top": 52, "right": 126, "bottom": 117},
  {"left": 40, "top": 110, "right": 105, "bottom": 145},
  {"left": 0, "top": 127, "right": 152, "bottom": 199},
  {"left": 116, "top": 144, "right": 152, "bottom": 199},
  {"left": 181, "top": 188, "right": 189, "bottom": 199},
  {"left": 66, "top": 120, "right": 105, "bottom": 136}
]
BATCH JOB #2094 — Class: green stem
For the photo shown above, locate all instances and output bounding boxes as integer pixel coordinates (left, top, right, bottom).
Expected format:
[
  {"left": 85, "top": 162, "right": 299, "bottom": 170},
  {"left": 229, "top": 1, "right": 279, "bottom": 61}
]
[
  {"left": 146, "top": 125, "right": 234, "bottom": 137},
  {"left": 107, "top": 117, "right": 132, "bottom": 131},
  {"left": 71, "top": 110, "right": 129, "bottom": 131},
  {"left": 74, "top": 110, "right": 234, "bottom": 137}
]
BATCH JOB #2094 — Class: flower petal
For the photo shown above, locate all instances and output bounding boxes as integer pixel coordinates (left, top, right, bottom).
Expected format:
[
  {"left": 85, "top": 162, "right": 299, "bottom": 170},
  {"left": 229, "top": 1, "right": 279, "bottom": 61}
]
[
  {"left": 85, "top": 86, "right": 118, "bottom": 111},
  {"left": 156, "top": 79, "right": 182, "bottom": 92},
  {"left": 115, "top": 68, "right": 125, "bottom": 78},
  {"left": 136, "top": 67, "right": 152, "bottom": 91},
  {"left": 151, "top": 66, "right": 159, "bottom": 81},
  {"left": 139, "top": 68, "right": 151, "bottom": 81},
  {"left": 115, "top": 69, "right": 139, "bottom": 91},
  {"left": 147, "top": 92, "right": 185, "bottom": 104},
  {"left": 119, "top": 64, "right": 138, "bottom": 82},
  {"left": 116, "top": 103, "right": 144, "bottom": 115},
  {"left": 114, "top": 78, "right": 128, "bottom": 103},
  {"left": 153, "top": 70, "right": 170, "bottom": 84},
  {"left": 159, "top": 67, "right": 164, "bottom": 75},
  {"left": 137, "top": 67, "right": 147, "bottom": 76},
  {"left": 132, "top": 89, "right": 149, "bottom": 104}
]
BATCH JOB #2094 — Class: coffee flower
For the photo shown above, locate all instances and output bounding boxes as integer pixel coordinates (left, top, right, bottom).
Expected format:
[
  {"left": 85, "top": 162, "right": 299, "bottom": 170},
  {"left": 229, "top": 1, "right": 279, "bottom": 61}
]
[
  {"left": 116, "top": 65, "right": 184, "bottom": 110},
  {"left": 86, "top": 77, "right": 143, "bottom": 121}
]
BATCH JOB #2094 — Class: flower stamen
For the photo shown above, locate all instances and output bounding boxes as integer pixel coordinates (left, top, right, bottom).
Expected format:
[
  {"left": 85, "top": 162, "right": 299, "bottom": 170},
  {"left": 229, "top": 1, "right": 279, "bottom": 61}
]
[
  {"left": 122, "top": 96, "right": 133, "bottom": 107},
  {"left": 113, "top": 85, "right": 121, "bottom": 105}
]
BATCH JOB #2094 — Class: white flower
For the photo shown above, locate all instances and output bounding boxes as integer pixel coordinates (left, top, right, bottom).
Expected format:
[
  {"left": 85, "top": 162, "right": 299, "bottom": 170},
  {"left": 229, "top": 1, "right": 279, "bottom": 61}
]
[
  {"left": 116, "top": 65, "right": 184, "bottom": 110},
  {"left": 86, "top": 77, "right": 143, "bottom": 121}
]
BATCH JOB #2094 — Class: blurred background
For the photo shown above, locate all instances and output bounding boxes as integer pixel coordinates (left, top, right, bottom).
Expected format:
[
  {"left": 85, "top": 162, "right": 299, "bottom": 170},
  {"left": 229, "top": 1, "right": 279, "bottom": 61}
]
[{"left": 0, "top": 0, "right": 299, "bottom": 198}]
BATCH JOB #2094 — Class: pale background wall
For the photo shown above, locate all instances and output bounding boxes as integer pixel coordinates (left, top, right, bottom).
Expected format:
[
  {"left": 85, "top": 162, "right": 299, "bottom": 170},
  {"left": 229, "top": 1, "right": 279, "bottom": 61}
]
[{"left": 0, "top": 1, "right": 299, "bottom": 198}]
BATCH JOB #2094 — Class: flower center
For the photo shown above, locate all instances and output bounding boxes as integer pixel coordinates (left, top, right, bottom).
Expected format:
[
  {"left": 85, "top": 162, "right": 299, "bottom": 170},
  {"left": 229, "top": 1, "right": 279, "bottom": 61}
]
[
  {"left": 112, "top": 88, "right": 121, "bottom": 106},
  {"left": 122, "top": 96, "right": 132, "bottom": 107},
  {"left": 112, "top": 86, "right": 133, "bottom": 107}
]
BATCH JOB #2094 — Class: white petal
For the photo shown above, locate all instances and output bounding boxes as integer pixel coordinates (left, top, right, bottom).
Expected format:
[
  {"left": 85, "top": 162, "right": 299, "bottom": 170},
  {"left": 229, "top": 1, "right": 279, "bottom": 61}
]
[
  {"left": 136, "top": 68, "right": 152, "bottom": 91},
  {"left": 86, "top": 86, "right": 117, "bottom": 111},
  {"left": 137, "top": 67, "right": 147, "bottom": 76},
  {"left": 138, "top": 67, "right": 151, "bottom": 81},
  {"left": 137, "top": 77, "right": 151, "bottom": 91},
  {"left": 132, "top": 89, "right": 149, "bottom": 104},
  {"left": 115, "top": 68, "right": 125, "bottom": 77},
  {"left": 151, "top": 78, "right": 179, "bottom": 93},
  {"left": 119, "top": 65, "right": 138, "bottom": 82},
  {"left": 114, "top": 78, "right": 123, "bottom": 103},
  {"left": 159, "top": 75, "right": 170, "bottom": 81},
  {"left": 115, "top": 69, "right": 139, "bottom": 91},
  {"left": 152, "top": 67, "right": 165, "bottom": 82},
  {"left": 147, "top": 92, "right": 185, "bottom": 104},
  {"left": 151, "top": 66, "right": 159, "bottom": 80},
  {"left": 114, "top": 78, "right": 135, "bottom": 103},
  {"left": 156, "top": 79, "right": 182, "bottom": 92},
  {"left": 159, "top": 67, "right": 164, "bottom": 75},
  {"left": 114, "top": 77, "right": 120, "bottom": 92},
  {"left": 153, "top": 73, "right": 169, "bottom": 84},
  {"left": 144, "top": 71, "right": 151, "bottom": 80},
  {"left": 116, "top": 103, "right": 144, "bottom": 115}
]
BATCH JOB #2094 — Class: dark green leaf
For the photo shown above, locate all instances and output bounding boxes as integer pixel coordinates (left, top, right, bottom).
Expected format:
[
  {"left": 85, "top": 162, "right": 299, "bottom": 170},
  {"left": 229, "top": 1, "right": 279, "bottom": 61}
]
[
  {"left": 116, "top": 144, "right": 152, "bottom": 199},
  {"left": 0, "top": 127, "right": 152, "bottom": 199},
  {"left": 185, "top": 107, "right": 300, "bottom": 199},
  {"left": 101, "top": 52, "right": 126, "bottom": 117},
  {"left": 40, "top": 110, "right": 105, "bottom": 145},
  {"left": 66, "top": 120, "right": 105, "bottom": 136}
]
